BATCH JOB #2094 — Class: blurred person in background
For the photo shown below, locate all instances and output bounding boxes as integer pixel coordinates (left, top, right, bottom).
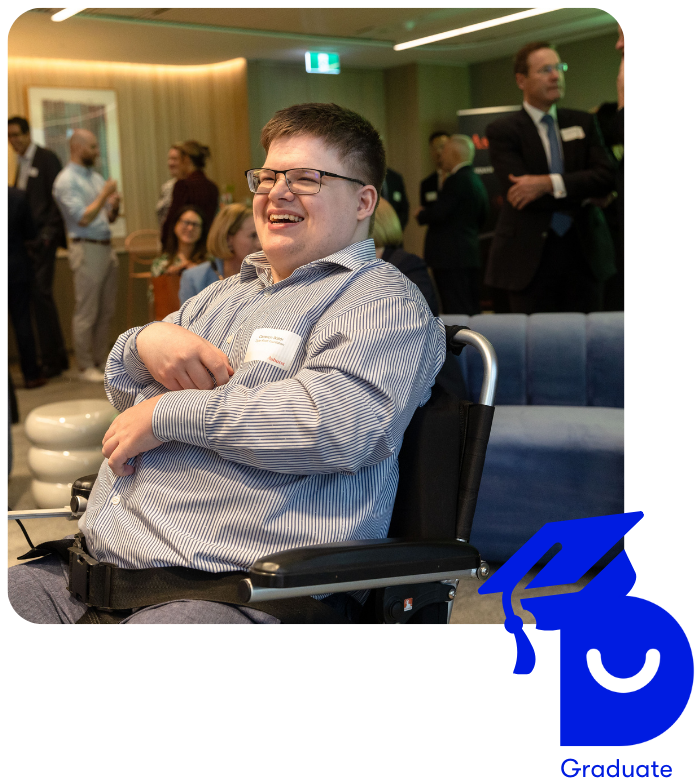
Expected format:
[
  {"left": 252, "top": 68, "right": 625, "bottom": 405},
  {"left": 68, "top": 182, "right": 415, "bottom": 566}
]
[
  {"left": 8, "top": 116, "right": 68, "bottom": 378},
  {"left": 420, "top": 130, "right": 450, "bottom": 208},
  {"left": 156, "top": 145, "right": 189, "bottom": 228},
  {"left": 8, "top": 186, "right": 46, "bottom": 388},
  {"left": 381, "top": 167, "right": 409, "bottom": 229},
  {"left": 179, "top": 203, "right": 261, "bottom": 305},
  {"left": 160, "top": 140, "right": 219, "bottom": 246},
  {"left": 485, "top": 41, "right": 615, "bottom": 313},
  {"left": 415, "top": 134, "right": 488, "bottom": 316},
  {"left": 372, "top": 197, "right": 466, "bottom": 399},
  {"left": 52, "top": 128, "right": 120, "bottom": 383},
  {"left": 615, "top": 24, "right": 625, "bottom": 272}
]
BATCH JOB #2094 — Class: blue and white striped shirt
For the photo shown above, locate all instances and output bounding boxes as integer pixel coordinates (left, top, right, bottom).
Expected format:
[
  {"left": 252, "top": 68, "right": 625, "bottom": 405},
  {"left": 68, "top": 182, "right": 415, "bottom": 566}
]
[{"left": 81, "top": 239, "right": 445, "bottom": 572}]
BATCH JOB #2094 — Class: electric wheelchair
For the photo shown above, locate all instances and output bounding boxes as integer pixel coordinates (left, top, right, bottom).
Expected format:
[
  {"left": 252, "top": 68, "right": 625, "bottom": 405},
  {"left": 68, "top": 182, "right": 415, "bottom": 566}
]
[{"left": 9, "top": 327, "right": 497, "bottom": 624}]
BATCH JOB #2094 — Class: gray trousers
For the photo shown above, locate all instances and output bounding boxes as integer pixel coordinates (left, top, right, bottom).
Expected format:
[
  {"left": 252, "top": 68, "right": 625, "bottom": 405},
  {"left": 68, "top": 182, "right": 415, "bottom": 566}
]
[
  {"left": 8, "top": 555, "right": 279, "bottom": 624},
  {"left": 68, "top": 241, "right": 119, "bottom": 370}
]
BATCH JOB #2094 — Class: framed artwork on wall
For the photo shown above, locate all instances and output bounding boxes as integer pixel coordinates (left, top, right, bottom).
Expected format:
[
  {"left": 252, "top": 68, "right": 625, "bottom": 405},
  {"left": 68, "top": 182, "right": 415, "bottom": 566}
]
[{"left": 27, "top": 86, "right": 126, "bottom": 238}]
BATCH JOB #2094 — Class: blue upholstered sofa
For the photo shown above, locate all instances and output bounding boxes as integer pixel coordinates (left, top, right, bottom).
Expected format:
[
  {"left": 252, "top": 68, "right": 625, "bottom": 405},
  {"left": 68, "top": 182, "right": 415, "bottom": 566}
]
[{"left": 443, "top": 312, "right": 624, "bottom": 564}]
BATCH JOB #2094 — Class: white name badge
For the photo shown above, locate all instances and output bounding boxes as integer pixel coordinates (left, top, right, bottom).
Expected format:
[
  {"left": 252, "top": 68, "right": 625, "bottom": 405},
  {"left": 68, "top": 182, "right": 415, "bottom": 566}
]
[
  {"left": 425, "top": 191, "right": 438, "bottom": 202},
  {"left": 28, "top": 166, "right": 39, "bottom": 177},
  {"left": 393, "top": 190, "right": 403, "bottom": 202},
  {"left": 244, "top": 328, "right": 302, "bottom": 370},
  {"left": 560, "top": 125, "right": 585, "bottom": 142}
]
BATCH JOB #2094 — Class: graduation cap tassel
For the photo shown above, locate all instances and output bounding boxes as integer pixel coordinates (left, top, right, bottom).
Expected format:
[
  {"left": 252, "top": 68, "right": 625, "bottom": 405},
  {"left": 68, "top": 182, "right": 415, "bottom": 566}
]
[{"left": 503, "top": 598, "right": 536, "bottom": 675}]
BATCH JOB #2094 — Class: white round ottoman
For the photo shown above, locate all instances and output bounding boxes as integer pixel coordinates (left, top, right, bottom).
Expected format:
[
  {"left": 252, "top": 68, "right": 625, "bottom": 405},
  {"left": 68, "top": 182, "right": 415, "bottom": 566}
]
[{"left": 25, "top": 399, "right": 118, "bottom": 508}]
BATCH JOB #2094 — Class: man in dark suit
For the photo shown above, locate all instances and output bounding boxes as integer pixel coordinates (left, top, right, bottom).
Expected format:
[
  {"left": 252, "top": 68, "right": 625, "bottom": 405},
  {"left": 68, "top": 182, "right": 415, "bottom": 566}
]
[
  {"left": 381, "top": 167, "right": 409, "bottom": 229},
  {"left": 485, "top": 42, "right": 616, "bottom": 314},
  {"left": 415, "top": 135, "right": 488, "bottom": 315},
  {"left": 8, "top": 187, "right": 46, "bottom": 388},
  {"left": 8, "top": 116, "right": 69, "bottom": 376},
  {"left": 419, "top": 130, "right": 449, "bottom": 209}
]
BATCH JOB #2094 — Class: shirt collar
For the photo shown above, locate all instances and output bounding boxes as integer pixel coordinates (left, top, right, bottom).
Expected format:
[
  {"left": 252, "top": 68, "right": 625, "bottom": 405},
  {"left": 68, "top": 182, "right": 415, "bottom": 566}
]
[
  {"left": 523, "top": 101, "right": 558, "bottom": 126},
  {"left": 450, "top": 161, "right": 469, "bottom": 175},
  {"left": 20, "top": 143, "right": 37, "bottom": 163},
  {"left": 68, "top": 161, "right": 96, "bottom": 176},
  {"left": 240, "top": 238, "right": 377, "bottom": 285}
]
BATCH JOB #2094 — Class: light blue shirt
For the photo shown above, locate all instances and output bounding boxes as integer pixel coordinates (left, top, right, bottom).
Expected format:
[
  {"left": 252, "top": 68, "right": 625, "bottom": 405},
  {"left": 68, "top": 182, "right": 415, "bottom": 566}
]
[
  {"left": 179, "top": 258, "right": 223, "bottom": 306},
  {"left": 52, "top": 162, "right": 112, "bottom": 240},
  {"left": 83, "top": 239, "right": 445, "bottom": 573}
]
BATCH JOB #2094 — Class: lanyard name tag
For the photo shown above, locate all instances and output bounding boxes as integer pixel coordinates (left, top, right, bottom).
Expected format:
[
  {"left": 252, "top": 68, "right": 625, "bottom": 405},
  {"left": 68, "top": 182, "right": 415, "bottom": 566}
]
[{"left": 244, "top": 328, "right": 302, "bottom": 370}]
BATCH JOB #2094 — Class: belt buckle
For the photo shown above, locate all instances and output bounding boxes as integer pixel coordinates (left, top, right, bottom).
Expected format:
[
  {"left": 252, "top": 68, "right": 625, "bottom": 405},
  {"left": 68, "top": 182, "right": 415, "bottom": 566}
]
[{"left": 68, "top": 543, "right": 110, "bottom": 606}]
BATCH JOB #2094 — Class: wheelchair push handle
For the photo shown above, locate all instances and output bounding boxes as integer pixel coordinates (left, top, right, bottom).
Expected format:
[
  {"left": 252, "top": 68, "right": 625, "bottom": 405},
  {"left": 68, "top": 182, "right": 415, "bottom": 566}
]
[{"left": 446, "top": 327, "right": 498, "bottom": 407}]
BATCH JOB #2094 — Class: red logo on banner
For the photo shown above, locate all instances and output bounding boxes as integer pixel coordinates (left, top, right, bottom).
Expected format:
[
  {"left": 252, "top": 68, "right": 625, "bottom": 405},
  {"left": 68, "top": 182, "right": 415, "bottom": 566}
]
[
  {"left": 472, "top": 134, "right": 489, "bottom": 150},
  {"left": 404, "top": 598, "right": 413, "bottom": 611}
]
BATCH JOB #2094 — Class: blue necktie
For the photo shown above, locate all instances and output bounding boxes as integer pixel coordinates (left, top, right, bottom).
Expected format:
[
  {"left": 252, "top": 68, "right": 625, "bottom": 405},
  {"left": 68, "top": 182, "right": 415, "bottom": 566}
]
[{"left": 541, "top": 114, "right": 572, "bottom": 236}]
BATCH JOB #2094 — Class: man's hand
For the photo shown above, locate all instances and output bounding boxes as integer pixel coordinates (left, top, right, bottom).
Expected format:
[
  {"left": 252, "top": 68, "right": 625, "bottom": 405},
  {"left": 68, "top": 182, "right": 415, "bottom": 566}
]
[
  {"left": 102, "top": 395, "right": 164, "bottom": 476},
  {"left": 507, "top": 174, "right": 552, "bottom": 210},
  {"left": 102, "top": 178, "right": 118, "bottom": 199},
  {"left": 136, "top": 322, "right": 234, "bottom": 391}
]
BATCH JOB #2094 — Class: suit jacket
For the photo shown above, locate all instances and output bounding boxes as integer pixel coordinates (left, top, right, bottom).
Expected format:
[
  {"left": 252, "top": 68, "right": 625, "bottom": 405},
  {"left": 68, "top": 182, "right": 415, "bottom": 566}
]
[
  {"left": 416, "top": 164, "right": 488, "bottom": 271},
  {"left": 419, "top": 171, "right": 440, "bottom": 209},
  {"left": 382, "top": 168, "right": 409, "bottom": 229},
  {"left": 8, "top": 187, "right": 37, "bottom": 283},
  {"left": 161, "top": 169, "right": 220, "bottom": 246},
  {"left": 485, "top": 107, "right": 616, "bottom": 291},
  {"left": 14, "top": 145, "right": 67, "bottom": 248}
]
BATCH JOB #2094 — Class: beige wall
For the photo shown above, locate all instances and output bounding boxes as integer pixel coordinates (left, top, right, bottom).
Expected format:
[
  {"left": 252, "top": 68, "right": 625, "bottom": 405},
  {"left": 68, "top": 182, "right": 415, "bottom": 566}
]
[
  {"left": 8, "top": 56, "right": 251, "bottom": 233},
  {"left": 8, "top": 56, "right": 251, "bottom": 362},
  {"left": 469, "top": 32, "right": 620, "bottom": 111}
]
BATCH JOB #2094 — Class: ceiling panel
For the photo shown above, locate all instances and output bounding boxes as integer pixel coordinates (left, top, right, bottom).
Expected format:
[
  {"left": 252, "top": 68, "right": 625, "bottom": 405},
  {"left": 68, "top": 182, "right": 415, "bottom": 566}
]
[{"left": 10, "top": 8, "right": 618, "bottom": 69}]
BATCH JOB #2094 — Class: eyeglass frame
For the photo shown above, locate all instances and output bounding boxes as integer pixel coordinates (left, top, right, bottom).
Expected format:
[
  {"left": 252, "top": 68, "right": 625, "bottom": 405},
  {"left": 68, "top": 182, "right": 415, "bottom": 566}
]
[
  {"left": 245, "top": 168, "right": 367, "bottom": 195},
  {"left": 176, "top": 218, "right": 203, "bottom": 230},
  {"left": 535, "top": 62, "right": 568, "bottom": 75}
]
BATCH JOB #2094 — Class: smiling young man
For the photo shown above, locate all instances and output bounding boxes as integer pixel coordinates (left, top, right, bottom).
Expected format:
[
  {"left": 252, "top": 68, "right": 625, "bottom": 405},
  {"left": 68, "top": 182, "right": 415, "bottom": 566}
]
[{"left": 9, "top": 103, "right": 445, "bottom": 625}]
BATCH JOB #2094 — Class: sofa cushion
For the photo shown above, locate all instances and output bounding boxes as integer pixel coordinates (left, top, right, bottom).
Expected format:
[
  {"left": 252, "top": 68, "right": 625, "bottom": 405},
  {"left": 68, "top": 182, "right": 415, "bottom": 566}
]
[
  {"left": 587, "top": 312, "right": 624, "bottom": 408},
  {"left": 470, "top": 405, "right": 624, "bottom": 563},
  {"left": 528, "top": 313, "right": 587, "bottom": 406}
]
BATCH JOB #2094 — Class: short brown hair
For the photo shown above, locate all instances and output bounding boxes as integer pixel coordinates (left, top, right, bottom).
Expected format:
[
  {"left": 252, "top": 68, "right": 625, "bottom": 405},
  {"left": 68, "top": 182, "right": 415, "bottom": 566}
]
[
  {"left": 259, "top": 103, "right": 386, "bottom": 195},
  {"left": 172, "top": 140, "right": 211, "bottom": 170},
  {"left": 207, "top": 203, "right": 253, "bottom": 258},
  {"left": 514, "top": 41, "right": 554, "bottom": 76},
  {"left": 371, "top": 198, "right": 403, "bottom": 249}
]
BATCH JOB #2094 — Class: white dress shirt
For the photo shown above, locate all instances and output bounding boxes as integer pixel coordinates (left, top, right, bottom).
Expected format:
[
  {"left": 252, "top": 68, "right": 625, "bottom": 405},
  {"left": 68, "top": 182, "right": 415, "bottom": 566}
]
[
  {"left": 15, "top": 142, "right": 37, "bottom": 191},
  {"left": 522, "top": 102, "right": 567, "bottom": 199}
]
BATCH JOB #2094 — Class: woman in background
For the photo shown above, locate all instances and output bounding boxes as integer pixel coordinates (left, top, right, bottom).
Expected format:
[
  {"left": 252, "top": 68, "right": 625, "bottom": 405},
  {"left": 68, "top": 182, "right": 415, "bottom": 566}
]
[
  {"left": 372, "top": 198, "right": 466, "bottom": 399},
  {"left": 160, "top": 140, "right": 219, "bottom": 246},
  {"left": 179, "top": 203, "right": 260, "bottom": 305},
  {"left": 150, "top": 204, "right": 209, "bottom": 319}
]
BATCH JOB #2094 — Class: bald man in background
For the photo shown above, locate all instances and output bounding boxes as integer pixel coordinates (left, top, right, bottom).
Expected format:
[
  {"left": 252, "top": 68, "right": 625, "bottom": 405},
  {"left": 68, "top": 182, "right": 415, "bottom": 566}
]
[
  {"left": 53, "top": 129, "right": 121, "bottom": 383},
  {"left": 415, "top": 134, "right": 488, "bottom": 315}
]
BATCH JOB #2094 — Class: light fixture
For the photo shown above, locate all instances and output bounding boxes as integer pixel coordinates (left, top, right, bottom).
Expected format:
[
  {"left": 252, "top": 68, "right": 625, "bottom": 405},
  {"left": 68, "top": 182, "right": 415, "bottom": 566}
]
[
  {"left": 394, "top": 8, "right": 564, "bottom": 51},
  {"left": 51, "top": 8, "right": 88, "bottom": 23}
]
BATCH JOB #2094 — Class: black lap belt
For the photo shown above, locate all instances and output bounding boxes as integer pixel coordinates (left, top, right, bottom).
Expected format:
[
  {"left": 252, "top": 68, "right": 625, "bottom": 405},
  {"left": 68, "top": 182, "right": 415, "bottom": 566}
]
[{"left": 20, "top": 535, "right": 350, "bottom": 624}]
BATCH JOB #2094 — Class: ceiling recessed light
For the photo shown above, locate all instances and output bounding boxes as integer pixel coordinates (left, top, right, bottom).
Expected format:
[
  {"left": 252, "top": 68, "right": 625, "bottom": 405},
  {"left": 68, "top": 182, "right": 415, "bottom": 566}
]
[
  {"left": 394, "top": 8, "right": 565, "bottom": 51},
  {"left": 51, "top": 8, "right": 88, "bottom": 23}
]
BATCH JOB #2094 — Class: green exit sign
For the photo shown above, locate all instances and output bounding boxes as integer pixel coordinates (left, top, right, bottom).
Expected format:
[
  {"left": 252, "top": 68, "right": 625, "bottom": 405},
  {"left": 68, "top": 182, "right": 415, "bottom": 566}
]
[{"left": 305, "top": 51, "right": 340, "bottom": 75}]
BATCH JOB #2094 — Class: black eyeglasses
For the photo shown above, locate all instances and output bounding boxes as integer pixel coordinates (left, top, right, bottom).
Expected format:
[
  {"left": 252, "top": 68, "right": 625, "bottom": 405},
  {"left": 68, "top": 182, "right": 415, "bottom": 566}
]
[{"left": 245, "top": 168, "right": 366, "bottom": 195}]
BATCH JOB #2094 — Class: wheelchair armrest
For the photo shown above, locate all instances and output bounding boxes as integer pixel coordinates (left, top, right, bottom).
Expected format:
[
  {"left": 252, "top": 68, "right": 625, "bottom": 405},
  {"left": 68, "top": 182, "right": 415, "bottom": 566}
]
[{"left": 239, "top": 538, "right": 484, "bottom": 603}]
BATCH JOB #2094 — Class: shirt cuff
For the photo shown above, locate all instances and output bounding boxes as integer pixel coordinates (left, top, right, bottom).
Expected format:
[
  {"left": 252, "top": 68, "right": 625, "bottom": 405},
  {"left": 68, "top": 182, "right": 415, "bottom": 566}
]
[
  {"left": 550, "top": 174, "right": 567, "bottom": 199},
  {"left": 152, "top": 388, "right": 212, "bottom": 448},
  {"left": 122, "top": 323, "right": 159, "bottom": 383}
]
